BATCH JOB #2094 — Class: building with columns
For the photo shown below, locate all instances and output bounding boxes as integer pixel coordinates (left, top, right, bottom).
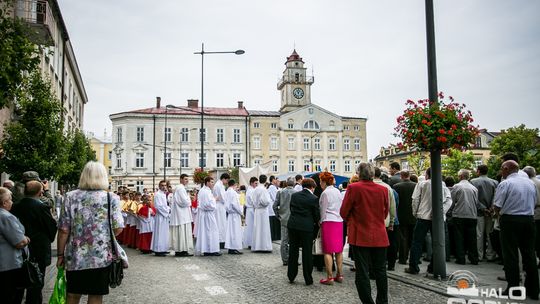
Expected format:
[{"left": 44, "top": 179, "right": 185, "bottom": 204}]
[{"left": 109, "top": 50, "right": 367, "bottom": 190}]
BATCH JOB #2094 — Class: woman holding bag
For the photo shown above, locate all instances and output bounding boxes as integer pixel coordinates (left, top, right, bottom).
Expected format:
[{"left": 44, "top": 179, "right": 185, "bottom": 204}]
[{"left": 57, "top": 162, "right": 124, "bottom": 304}]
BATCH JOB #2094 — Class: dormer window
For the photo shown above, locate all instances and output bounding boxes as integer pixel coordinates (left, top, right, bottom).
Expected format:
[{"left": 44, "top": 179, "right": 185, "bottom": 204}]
[{"left": 303, "top": 120, "right": 320, "bottom": 130}]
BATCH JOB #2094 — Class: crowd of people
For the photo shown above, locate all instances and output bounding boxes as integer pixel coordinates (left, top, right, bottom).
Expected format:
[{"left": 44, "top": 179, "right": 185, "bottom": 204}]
[{"left": 1, "top": 151, "right": 539, "bottom": 303}]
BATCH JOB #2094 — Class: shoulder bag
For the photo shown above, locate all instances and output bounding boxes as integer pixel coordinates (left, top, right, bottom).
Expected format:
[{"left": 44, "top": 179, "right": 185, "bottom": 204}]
[
  {"left": 107, "top": 192, "right": 124, "bottom": 288},
  {"left": 312, "top": 228, "right": 324, "bottom": 255},
  {"left": 16, "top": 249, "right": 44, "bottom": 289}
]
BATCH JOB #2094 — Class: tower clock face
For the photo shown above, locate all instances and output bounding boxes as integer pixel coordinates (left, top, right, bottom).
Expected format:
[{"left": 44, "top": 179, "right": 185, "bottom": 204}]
[{"left": 293, "top": 87, "right": 304, "bottom": 99}]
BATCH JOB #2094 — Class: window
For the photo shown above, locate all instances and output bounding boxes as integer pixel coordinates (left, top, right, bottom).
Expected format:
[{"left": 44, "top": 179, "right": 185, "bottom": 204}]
[
  {"left": 198, "top": 153, "right": 207, "bottom": 168},
  {"left": 345, "top": 160, "right": 351, "bottom": 172},
  {"left": 354, "top": 125, "right": 360, "bottom": 131},
  {"left": 216, "top": 129, "right": 224, "bottom": 143},
  {"left": 136, "top": 181, "right": 144, "bottom": 193},
  {"left": 304, "top": 160, "right": 310, "bottom": 172},
  {"left": 233, "top": 129, "right": 241, "bottom": 143},
  {"left": 288, "top": 160, "right": 295, "bottom": 172},
  {"left": 199, "top": 128, "right": 207, "bottom": 142},
  {"left": 271, "top": 123, "right": 277, "bottom": 129},
  {"left": 288, "top": 137, "right": 295, "bottom": 150},
  {"left": 181, "top": 128, "right": 189, "bottom": 142},
  {"left": 253, "top": 136, "right": 261, "bottom": 149},
  {"left": 475, "top": 136, "right": 482, "bottom": 148},
  {"left": 164, "top": 127, "right": 171, "bottom": 142},
  {"left": 344, "top": 125, "right": 350, "bottom": 131},
  {"left": 329, "top": 120, "right": 335, "bottom": 127},
  {"left": 233, "top": 153, "right": 241, "bottom": 167},
  {"left": 329, "top": 160, "right": 336, "bottom": 172},
  {"left": 136, "top": 152, "right": 144, "bottom": 168},
  {"left": 116, "top": 154, "right": 122, "bottom": 168},
  {"left": 295, "top": 73, "right": 299, "bottom": 82},
  {"left": 180, "top": 152, "right": 189, "bottom": 168},
  {"left": 303, "top": 138, "right": 310, "bottom": 150},
  {"left": 108, "top": 166, "right": 112, "bottom": 175},
  {"left": 254, "top": 159, "right": 261, "bottom": 166},
  {"left": 116, "top": 127, "right": 123, "bottom": 143},
  {"left": 216, "top": 153, "right": 224, "bottom": 167},
  {"left": 314, "top": 138, "right": 321, "bottom": 150},
  {"left": 355, "top": 160, "right": 361, "bottom": 171},
  {"left": 164, "top": 152, "right": 171, "bottom": 168},
  {"left": 354, "top": 139, "right": 361, "bottom": 150},
  {"left": 315, "top": 159, "right": 321, "bottom": 171},
  {"left": 253, "top": 122, "right": 260, "bottom": 128},
  {"left": 270, "top": 137, "right": 278, "bottom": 150},
  {"left": 288, "top": 119, "right": 294, "bottom": 129},
  {"left": 272, "top": 160, "right": 278, "bottom": 172},
  {"left": 303, "top": 120, "right": 320, "bottom": 130},
  {"left": 108, "top": 151, "right": 112, "bottom": 160},
  {"left": 136, "top": 127, "right": 144, "bottom": 142},
  {"left": 401, "top": 161, "right": 409, "bottom": 171},
  {"left": 474, "top": 160, "right": 483, "bottom": 167},
  {"left": 329, "top": 138, "right": 336, "bottom": 150},
  {"left": 343, "top": 139, "right": 350, "bottom": 151}
]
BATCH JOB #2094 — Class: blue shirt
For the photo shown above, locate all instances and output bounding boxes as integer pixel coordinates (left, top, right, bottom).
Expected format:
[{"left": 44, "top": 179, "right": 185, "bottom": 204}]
[
  {"left": 0, "top": 208, "right": 26, "bottom": 271},
  {"left": 494, "top": 173, "right": 537, "bottom": 216}
]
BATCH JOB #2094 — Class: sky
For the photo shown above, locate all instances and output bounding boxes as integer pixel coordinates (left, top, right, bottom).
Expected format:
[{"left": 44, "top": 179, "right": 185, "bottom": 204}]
[{"left": 57, "top": 0, "right": 540, "bottom": 160}]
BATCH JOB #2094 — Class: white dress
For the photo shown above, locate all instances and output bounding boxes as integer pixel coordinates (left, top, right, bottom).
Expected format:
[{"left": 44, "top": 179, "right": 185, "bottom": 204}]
[
  {"left": 243, "top": 186, "right": 255, "bottom": 248},
  {"left": 225, "top": 188, "right": 243, "bottom": 250},
  {"left": 213, "top": 180, "right": 227, "bottom": 243},
  {"left": 169, "top": 184, "right": 194, "bottom": 253},
  {"left": 251, "top": 185, "right": 273, "bottom": 251},
  {"left": 150, "top": 191, "right": 171, "bottom": 253},
  {"left": 195, "top": 186, "right": 220, "bottom": 255}
]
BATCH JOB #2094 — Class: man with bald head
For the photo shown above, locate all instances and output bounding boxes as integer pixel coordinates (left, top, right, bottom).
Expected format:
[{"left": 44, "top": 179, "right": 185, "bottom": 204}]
[{"left": 494, "top": 160, "right": 539, "bottom": 300}]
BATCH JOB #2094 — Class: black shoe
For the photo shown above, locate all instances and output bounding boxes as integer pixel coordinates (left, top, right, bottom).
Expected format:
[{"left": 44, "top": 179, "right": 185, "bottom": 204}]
[
  {"left": 470, "top": 261, "right": 478, "bottom": 265},
  {"left": 455, "top": 260, "right": 466, "bottom": 265},
  {"left": 228, "top": 249, "right": 243, "bottom": 255},
  {"left": 305, "top": 281, "right": 313, "bottom": 286},
  {"left": 203, "top": 252, "right": 222, "bottom": 256},
  {"left": 404, "top": 268, "right": 419, "bottom": 274},
  {"left": 398, "top": 261, "right": 407, "bottom": 265},
  {"left": 154, "top": 252, "right": 168, "bottom": 257},
  {"left": 387, "top": 266, "right": 395, "bottom": 271},
  {"left": 220, "top": 242, "right": 225, "bottom": 249}
]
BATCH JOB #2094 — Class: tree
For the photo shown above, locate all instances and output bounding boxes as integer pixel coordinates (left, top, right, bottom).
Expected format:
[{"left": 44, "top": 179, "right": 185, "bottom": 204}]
[
  {"left": 0, "top": 7, "right": 41, "bottom": 109},
  {"left": 488, "top": 124, "right": 540, "bottom": 170},
  {"left": 441, "top": 148, "right": 475, "bottom": 179},
  {"left": 407, "top": 152, "right": 430, "bottom": 176},
  {"left": 0, "top": 71, "right": 70, "bottom": 180},
  {"left": 59, "top": 130, "right": 97, "bottom": 186}
]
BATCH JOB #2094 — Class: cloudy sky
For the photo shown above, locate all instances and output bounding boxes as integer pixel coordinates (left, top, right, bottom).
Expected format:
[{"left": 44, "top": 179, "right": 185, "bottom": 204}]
[{"left": 57, "top": 0, "right": 540, "bottom": 159}]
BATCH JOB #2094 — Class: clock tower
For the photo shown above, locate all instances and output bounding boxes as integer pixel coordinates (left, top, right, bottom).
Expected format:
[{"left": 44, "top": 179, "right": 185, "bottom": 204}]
[{"left": 277, "top": 50, "right": 314, "bottom": 113}]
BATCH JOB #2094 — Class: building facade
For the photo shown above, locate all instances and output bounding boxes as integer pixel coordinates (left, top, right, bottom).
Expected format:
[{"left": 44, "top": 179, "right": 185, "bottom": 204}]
[
  {"left": 0, "top": 0, "right": 87, "bottom": 138},
  {"left": 109, "top": 50, "right": 368, "bottom": 190},
  {"left": 88, "top": 132, "right": 113, "bottom": 184}
]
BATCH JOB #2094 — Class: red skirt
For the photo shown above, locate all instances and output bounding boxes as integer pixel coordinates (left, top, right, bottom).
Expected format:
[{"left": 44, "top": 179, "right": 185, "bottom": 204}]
[
  {"left": 130, "top": 229, "right": 140, "bottom": 248},
  {"left": 321, "top": 221, "right": 344, "bottom": 254},
  {"left": 138, "top": 232, "right": 152, "bottom": 251}
]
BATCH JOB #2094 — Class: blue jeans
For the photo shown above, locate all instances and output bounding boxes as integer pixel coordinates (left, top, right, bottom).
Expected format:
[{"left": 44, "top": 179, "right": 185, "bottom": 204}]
[{"left": 409, "top": 219, "right": 433, "bottom": 273}]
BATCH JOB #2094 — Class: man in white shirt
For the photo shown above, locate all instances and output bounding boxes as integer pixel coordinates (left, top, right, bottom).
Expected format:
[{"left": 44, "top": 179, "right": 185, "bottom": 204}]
[
  {"left": 268, "top": 176, "right": 281, "bottom": 241},
  {"left": 151, "top": 180, "right": 171, "bottom": 256},
  {"left": 252, "top": 175, "right": 273, "bottom": 252},
  {"left": 213, "top": 173, "right": 230, "bottom": 249},
  {"left": 225, "top": 179, "right": 243, "bottom": 254},
  {"left": 195, "top": 176, "right": 221, "bottom": 256},
  {"left": 243, "top": 177, "right": 258, "bottom": 249},
  {"left": 294, "top": 174, "right": 303, "bottom": 192},
  {"left": 170, "top": 174, "right": 194, "bottom": 257}
]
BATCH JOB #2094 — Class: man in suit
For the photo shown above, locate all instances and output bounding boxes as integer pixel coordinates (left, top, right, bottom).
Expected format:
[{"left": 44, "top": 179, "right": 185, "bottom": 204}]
[
  {"left": 273, "top": 177, "right": 296, "bottom": 265},
  {"left": 393, "top": 170, "right": 417, "bottom": 265},
  {"left": 11, "top": 180, "right": 57, "bottom": 304},
  {"left": 388, "top": 162, "right": 402, "bottom": 187},
  {"left": 341, "top": 162, "right": 390, "bottom": 304},
  {"left": 287, "top": 178, "right": 320, "bottom": 285}
]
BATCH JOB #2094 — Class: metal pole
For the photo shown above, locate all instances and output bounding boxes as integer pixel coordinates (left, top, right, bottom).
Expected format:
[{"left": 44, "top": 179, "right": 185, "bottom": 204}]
[
  {"left": 152, "top": 115, "right": 156, "bottom": 191},
  {"left": 180, "top": 130, "right": 183, "bottom": 175},
  {"left": 164, "top": 107, "right": 168, "bottom": 181},
  {"left": 200, "top": 43, "right": 205, "bottom": 171},
  {"left": 425, "top": 0, "right": 445, "bottom": 279}
]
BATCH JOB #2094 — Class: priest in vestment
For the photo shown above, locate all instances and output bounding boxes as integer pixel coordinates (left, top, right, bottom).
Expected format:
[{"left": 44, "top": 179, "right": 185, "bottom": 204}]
[
  {"left": 170, "top": 174, "right": 194, "bottom": 256},
  {"left": 225, "top": 179, "right": 243, "bottom": 254},
  {"left": 252, "top": 175, "right": 273, "bottom": 252},
  {"left": 195, "top": 176, "right": 221, "bottom": 256},
  {"left": 213, "top": 173, "right": 230, "bottom": 249},
  {"left": 151, "top": 180, "right": 171, "bottom": 256},
  {"left": 243, "top": 177, "right": 258, "bottom": 249}
]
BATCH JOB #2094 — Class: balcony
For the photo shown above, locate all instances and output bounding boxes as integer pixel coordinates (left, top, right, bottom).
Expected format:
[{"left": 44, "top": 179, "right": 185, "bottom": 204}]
[
  {"left": 277, "top": 75, "right": 314, "bottom": 90},
  {"left": 15, "top": 0, "right": 56, "bottom": 46}
]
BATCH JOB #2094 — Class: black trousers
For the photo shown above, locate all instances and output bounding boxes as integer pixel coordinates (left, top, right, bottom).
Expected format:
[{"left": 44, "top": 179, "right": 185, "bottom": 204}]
[
  {"left": 287, "top": 228, "right": 314, "bottom": 285},
  {"left": 351, "top": 245, "right": 388, "bottom": 304},
  {"left": 386, "top": 227, "right": 398, "bottom": 269},
  {"left": 453, "top": 217, "right": 479, "bottom": 264},
  {"left": 535, "top": 220, "right": 540, "bottom": 262},
  {"left": 14, "top": 261, "right": 46, "bottom": 304},
  {"left": 500, "top": 215, "right": 539, "bottom": 299},
  {"left": 269, "top": 216, "right": 281, "bottom": 241},
  {"left": 398, "top": 224, "right": 414, "bottom": 264},
  {"left": 0, "top": 268, "right": 22, "bottom": 304}
]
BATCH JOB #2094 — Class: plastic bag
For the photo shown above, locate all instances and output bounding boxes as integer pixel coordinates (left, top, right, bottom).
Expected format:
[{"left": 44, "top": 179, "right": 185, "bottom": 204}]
[{"left": 49, "top": 266, "right": 66, "bottom": 304}]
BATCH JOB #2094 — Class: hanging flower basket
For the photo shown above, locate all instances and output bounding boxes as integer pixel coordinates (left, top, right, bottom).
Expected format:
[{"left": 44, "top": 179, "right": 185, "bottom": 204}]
[
  {"left": 394, "top": 93, "right": 479, "bottom": 152},
  {"left": 193, "top": 168, "right": 208, "bottom": 185}
]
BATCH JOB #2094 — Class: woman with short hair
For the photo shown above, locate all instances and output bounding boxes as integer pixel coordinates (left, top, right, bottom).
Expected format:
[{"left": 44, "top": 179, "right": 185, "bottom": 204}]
[{"left": 57, "top": 161, "right": 125, "bottom": 304}]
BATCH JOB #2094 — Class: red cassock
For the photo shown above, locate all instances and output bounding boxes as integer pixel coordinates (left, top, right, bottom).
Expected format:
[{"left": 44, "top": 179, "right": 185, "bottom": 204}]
[
  {"left": 340, "top": 180, "right": 390, "bottom": 248},
  {"left": 137, "top": 205, "right": 155, "bottom": 252}
]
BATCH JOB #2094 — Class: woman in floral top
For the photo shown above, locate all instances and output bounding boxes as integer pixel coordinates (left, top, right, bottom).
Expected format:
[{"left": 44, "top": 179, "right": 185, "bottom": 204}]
[{"left": 57, "top": 161, "right": 124, "bottom": 304}]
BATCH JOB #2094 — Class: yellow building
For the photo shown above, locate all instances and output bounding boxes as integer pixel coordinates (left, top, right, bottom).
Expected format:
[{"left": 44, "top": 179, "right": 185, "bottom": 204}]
[{"left": 88, "top": 132, "right": 113, "bottom": 184}]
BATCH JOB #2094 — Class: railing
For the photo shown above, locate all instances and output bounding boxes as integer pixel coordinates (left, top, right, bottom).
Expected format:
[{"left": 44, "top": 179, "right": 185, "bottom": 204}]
[
  {"left": 277, "top": 75, "right": 314, "bottom": 89},
  {"left": 15, "top": 0, "right": 56, "bottom": 45}
]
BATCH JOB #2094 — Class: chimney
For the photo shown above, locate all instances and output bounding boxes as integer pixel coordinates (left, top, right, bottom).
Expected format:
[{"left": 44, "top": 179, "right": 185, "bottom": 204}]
[
  {"left": 187, "top": 99, "right": 199, "bottom": 108},
  {"left": 237, "top": 101, "right": 244, "bottom": 109},
  {"left": 156, "top": 96, "right": 161, "bottom": 108}
]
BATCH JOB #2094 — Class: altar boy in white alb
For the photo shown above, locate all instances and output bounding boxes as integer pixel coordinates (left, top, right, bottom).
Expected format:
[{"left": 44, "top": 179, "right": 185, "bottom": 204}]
[
  {"left": 151, "top": 180, "right": 171, "bottom": 256},
  {"left": 252, "top": 175, "right": 273, "bottom": 252},
  {"left": 225, "top": 179, "right": 243, "bottom": 254},
  {"left": 213, "top": 173, "right": 230, "bottom": 249},
  {"left": 195, "top": 176, "right": 221, "bottom": 256},
  {"left": 170, "top": 174, "right": 194, "bottom": 256}
]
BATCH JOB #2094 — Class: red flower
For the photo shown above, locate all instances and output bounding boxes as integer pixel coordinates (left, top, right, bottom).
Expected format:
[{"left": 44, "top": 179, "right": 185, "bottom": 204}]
[
  {"left": 422, "top": 119, "right": 428, "bottom": 124},
  {"left": 439, "top": 129, "right": 446, "bottom": 134},
  {"left": 451, "top": 124, "right": 457, "bottom": 130}
]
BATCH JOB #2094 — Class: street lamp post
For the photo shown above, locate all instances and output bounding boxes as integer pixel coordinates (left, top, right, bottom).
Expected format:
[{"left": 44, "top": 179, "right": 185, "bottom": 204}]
[
  {"left": 310, "top": 131, "right": 321, "bottom": 172},
  {"left": 179, "top": 127, "right": 198, "bottom": 175},
  {"left": 194, "top": 43, "right": 244, "bottom": 171},
  {"left": 164, "top": 107, "right": 168, "bottom": 181}
]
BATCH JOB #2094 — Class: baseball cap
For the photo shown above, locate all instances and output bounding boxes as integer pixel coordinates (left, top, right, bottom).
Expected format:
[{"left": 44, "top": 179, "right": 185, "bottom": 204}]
[{"left": 22, "top": 171, "right": 41, "bottom": 182}]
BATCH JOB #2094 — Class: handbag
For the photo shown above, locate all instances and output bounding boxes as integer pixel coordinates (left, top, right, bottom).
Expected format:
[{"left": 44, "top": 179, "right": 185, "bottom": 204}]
[
  {"left": 107, "top": 192, "right": 124, "bottom": 288},
  {"left": 312, "top": 229, "right": 324, "bottom": 255},
  {"left": 16, "top": 249, "right": 44, "bottom": 289}
]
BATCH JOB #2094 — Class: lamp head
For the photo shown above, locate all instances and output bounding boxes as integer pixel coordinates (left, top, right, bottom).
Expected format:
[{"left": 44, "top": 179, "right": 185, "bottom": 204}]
[{"left": 235, "top": 50, "right": 245, "bottom": 55}]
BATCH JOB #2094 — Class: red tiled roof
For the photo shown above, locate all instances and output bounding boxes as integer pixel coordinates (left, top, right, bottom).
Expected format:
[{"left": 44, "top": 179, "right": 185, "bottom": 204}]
[
  {"left": 286, "top": 49, "right": 304, "bottom": 63},
  {"left": 111, "top": 106, "right": 249, "bottom": 117}
]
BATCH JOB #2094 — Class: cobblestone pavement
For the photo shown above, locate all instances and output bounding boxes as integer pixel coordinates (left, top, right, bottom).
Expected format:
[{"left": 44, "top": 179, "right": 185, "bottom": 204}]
[{"left": 93, "top": 243, "right": 448, "bottom": 304}]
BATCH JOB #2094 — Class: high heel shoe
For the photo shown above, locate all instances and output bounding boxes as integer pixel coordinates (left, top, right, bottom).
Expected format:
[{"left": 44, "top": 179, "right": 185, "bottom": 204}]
[
  {"left": 334, "top": 275, "right": 344, "bottom": 283},
  {"left": 319, "top": 278, "right": 334, "bottom": 285}
]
